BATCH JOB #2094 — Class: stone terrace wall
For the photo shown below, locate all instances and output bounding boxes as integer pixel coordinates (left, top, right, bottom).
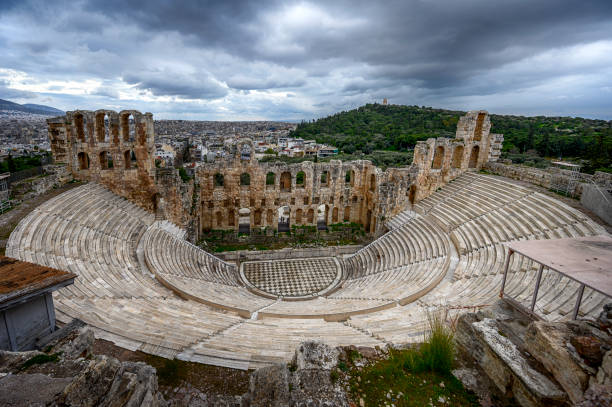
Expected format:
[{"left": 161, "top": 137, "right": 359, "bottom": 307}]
[{"left": 483, "top": 161, "right": 612, "bottom": 198}]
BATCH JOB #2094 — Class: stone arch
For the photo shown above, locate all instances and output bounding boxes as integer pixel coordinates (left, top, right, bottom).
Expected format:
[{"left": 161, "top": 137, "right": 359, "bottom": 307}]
[
  {"left": 99, "top": 151, "right": 112, "bottom": 170},
  {"left": 365, "top": 209, "right": 372, "bottom": 232},
  {"left": 296, "top": 171, "right": 305, "bottom": 188},
  {"left": 452, "top": 145, "right": 464, "bottom": 169},
  {"left": 296, "top": 208, "right": 303, "bottom": 224},
  {"left": 332, "top": 207, "right": 339, "bottom": 223},
  {"left": 240, "top": 172, "right": 250, "bottom": 186},
  {"left": 74, "top": 113, "right": 86, "bottom": 142},
  {"left": 469, "top": 145, "right": 480, "bottom": 168},
  {"left": 214, "top": 173, "right": 224, "bottom": 187},
  {"left": 432, "top": 146, "right": 444, "bottom": 169},
  {"left": 124, "top": 150, "right": 136, "bottom": 169},
  {"left": 77, "top": 152, "right": 89, "bottom": 170},
  {"left": 278, "top": 206, "right": 290, "bottom": 232},
  {"left": 307, "top": 208, "right": 314, "bottom": 224},
  {"left": 317, "top": 204, "right": 328, "bottom": 230},
  {"left": 215, "top": 211, "right": 223, "bottom": 227},
  {"left": 121, "top": 113, "right": 135, "bottom": 142},
  {"left": 408, "top": 184, "right": 417, "bottom": 205},
  {"left": 320, "top": 171, "right": 329, "bottom": 187},
  {"left": 369, "top": 174, "right": 376, "bottom": 192},
  {"left": 254, "top": 209, "right": 262, "bottom": 226},
  {"left": 473, "top": 112, "right": 486, "bottom": 142},
  {"left": 228, "top": 210, "right": 235, "bottom": 228},
  {"left": 280, "top": 171, "right": 291, "bottom": 192},
  {"left": 238, "top": 208, "right": 250, "bottom": 233},
  {"left": 343, "top": 206, "right": 351, "bottom": 221},
  {"left": 266, "top": 172, "right": 275, "bottom": 187},
  {"left": 266, "top": 209, "right": 274, "bottom": 226},
  {"left": 346, "top": 170, "right": 355, "bottom": 186}
]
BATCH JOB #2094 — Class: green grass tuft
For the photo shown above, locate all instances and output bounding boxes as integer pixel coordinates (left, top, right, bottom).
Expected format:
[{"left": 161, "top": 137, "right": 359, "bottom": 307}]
[{"left": 21, "top": 353, "right": 60, "bottom": 370}]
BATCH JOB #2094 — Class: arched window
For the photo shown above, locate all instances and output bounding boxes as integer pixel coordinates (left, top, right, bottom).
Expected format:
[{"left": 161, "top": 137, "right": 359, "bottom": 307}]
[
  {"left": 266, "top": 209, "right": 274, "bottom": 226},
  {"left": 77, "top": 152, "right": 89, "bottom": 170},
  {"left": 280, "top": 172, "right": 291, "bottom": 192},
  {"left": 306, "top": 208, "right": 314, "bottom": 224},
  {"left": 216, "top": 211, "right": 223, "bottom": 227},
  {"left": 469, "top": 145, "right": 480, "bottom": 168},
  {"left": 238, "top": 208, "right": 250, "bottom": 234},
  {"left": 432, "top": 146, "right": 444, "bottom": 169},
  {"left": 345, "top": 170, "right": 354, "bottom": 186},
  {"left": 254, "top": 209, "right": 262, "bottom": 226},
  {"left": 121, "top": 113, "right": 136, "bottom": 142},
  {"left": 227, "top": 210, "right": 235, "bottom": 228},
  {"left": 296, "top": 171, "right": 305, "bottom": 188},
  {"left": 473, "top": 112, "right": 486, "bottom": 142},
  {"left": 296, "top": 208, "right": 303, "bottom": 224},
  {"left": 332, "top": 207, "right": 338, "bottom": 223},
  {"left": 317, "top": 204, "right": 328, "bottom": 230},
  {"left": 320, "top": 171, "right": 329, "bottom": 186},
  {"left": 266, "top": 172, "right": 275, "bottom": 186},
  {"left": 452, "top": 145, "right": 464, "bottom": 168},
  {"left": 278, "top": 206, "right": 290, "bottom": 232},
  {"left": 369, "top": 174, "right": 376, "bottom": 192},
  {"left": 99, "top": 151, "right": 112, "bottom": 170},
  {"left": 214, "top": 173, "right": 224, "bottom": 187},
  {"left": 240, "top": 173, "right": 250, "bottom": 186},
  {"left": 124, "top": 150, "right": 136, "bottom": 169},
  {"left": 74, "top": 113, "right": 86, "bottom": 142},
  {"left": 343, "top": 206, "right": 350, "bottom": 221}
]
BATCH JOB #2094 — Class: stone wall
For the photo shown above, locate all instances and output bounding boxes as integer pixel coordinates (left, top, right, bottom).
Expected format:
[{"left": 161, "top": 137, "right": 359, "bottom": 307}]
[
  {"left": 215, "top": 244, "right": 363, "bottom": 264},
  {"left": 484, "top": 161, "right": 612, "bottom": 199},
  {"left": 9, "top": 165, "right": 71, "bottom": 202},
  {"left": 47, "top": 109, "right": 503, "bottom": 239}
]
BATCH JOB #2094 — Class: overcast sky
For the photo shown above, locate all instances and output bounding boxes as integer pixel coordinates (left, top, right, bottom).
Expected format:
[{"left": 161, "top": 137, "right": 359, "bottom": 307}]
[{"left": 1, "top": 0, "right": 611, "bottom": 120}]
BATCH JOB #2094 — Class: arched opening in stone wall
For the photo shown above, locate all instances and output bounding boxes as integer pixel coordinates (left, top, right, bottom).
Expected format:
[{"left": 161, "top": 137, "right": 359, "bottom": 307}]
[
  {"left": 228, "top": 210, "right": 235, "bottom": 228},
  {"left": 332, "top": 207, "right": 339, "bottom": 223},
  {"left": 296, "top": 171, "right": 305, "bottom": 188},
  {"left": 77, "top": 152, "right": 89, "bottom": 170},
  {"left": 296, "top": 208, "right": 303, "bottom": 224},
  {"left": 473, "top": 112, "right": 486, "bottom": 142},
  {"left": 214, "top": 173, "right": 224, "bottom": 187},
  {"left": 352, "top": 196, "right": 358, "bottom": 204},
  {"left": 469, "top": 145, "right": 480, "bottom": 168},
  {"left": 74, "top": 113, "right": 86, "bottom": 142},
  {"left": 344, "top": 206, "right": 351, "bottom": 221},
  {"left": 408, "top": 184, "right": 417, "bottom": 205},
  {"left": 254, "top": 209, "right": 262, "bottom": 226},
  {"left": 152, "top": 193, "right": 160, "bottom": 214},
  {"left": 317, "top": 204, "right": 328, "bottom": 230},
  {"left": 238, "top": 208, "right": 250, "bottom": 234},
  {"left": 307, "top": 208, "right": 314, "bottom": 224},
  {"left": 345, "top": 170, "right": 354, "bottom": 186},
  {"left": 280, "top": 172, "right": 291, "bottom": 192},
  {"left": 277, "top": 206, "right": 290, "bottom": 232},
  {"left": 369, "top": 174, "right": 376, "bottom": 192},
  {"left": 452, "top": 145, "right": 464, "bottom": 168},
  {"left": 240, "top": 173, "right": 250, "bottom": 186},
  {"left": 121, "top": 113, "right": 136, "bottom": 142},
  {"left": 266, "top": 172, "right": 275, "bottom": 187},
  {"left": 216, "top": 211, "right": 223, "bottom": 227},
  {"left": 320, "top": 171, "right": 329, "bottom": 187},
  {"left": 365, "top": 209, "right": 372, "bottom": 232},
  {"left": 432, "top": 146, "right": 444, "bottom": 169},
  {"left": 266, "top": 209, "right": 274, "bottom": 226},
  {"left": 124, "top": 150, "right": 137, "bottom": 169},
  {"left": 99, "top": 151, "right": 112, "bottom": 170}
]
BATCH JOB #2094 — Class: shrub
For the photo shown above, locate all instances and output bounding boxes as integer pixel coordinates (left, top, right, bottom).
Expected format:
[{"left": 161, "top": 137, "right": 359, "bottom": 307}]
[{"left": 419, "top": 310, "right": 455, "bottom": 374}]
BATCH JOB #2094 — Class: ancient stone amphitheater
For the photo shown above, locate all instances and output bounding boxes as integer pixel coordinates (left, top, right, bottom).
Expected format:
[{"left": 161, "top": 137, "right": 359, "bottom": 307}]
[{"left": 7, "top": 109, "right": 609, "bottom": 369}]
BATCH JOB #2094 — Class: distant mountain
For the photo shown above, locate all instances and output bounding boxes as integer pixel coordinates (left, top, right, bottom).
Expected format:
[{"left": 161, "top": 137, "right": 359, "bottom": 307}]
[{"left": 0, "top": 98, "right": 64, "bottom": 116}]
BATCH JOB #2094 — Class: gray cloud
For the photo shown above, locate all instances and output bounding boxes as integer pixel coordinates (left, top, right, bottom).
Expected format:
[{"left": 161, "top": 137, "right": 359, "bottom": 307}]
[{"left": 0, "top": 0, "right": 610, "bottom": 119}]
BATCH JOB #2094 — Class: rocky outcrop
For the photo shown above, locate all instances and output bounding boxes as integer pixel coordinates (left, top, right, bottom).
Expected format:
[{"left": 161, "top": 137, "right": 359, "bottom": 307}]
[
  {"left": 0, "top": 319, "right": 166, "bottom": 407},
  {"left": 242, "top": 341, "right": 349, "bottom": 407},
  {"left": 455, "top": 300, "right": 612, "bottom": 407}
]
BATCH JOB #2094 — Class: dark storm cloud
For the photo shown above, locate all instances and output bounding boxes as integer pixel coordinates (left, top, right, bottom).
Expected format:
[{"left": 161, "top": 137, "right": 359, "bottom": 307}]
[{"left": 0, "top": 0, "right": 611, "bottom": 118}]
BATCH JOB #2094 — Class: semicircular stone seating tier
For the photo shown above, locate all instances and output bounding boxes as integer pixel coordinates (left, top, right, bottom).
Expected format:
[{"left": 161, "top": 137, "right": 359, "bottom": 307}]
[{"left": 6, "top": 173, "right": 610, "bottom": 369}]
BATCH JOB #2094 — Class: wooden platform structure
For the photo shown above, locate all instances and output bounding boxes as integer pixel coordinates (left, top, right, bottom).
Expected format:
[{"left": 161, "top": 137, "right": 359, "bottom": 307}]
[{"left": 501, "top": 235, "right": 612, "bottom": 319}]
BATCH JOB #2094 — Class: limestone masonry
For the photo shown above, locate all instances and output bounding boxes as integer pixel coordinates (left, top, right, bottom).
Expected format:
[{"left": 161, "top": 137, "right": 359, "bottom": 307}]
[{"left": 47, "top": 109, "right": 502, "bottom": 239}]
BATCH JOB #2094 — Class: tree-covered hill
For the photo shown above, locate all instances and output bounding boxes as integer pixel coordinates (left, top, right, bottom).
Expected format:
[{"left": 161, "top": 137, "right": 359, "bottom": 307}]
[{"left": 290, "top": 104, "right": 611, "bottom": 173}]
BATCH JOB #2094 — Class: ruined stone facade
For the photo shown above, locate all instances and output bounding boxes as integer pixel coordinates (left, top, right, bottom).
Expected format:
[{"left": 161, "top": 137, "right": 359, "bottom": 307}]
[
  {"left": 47, "top": 110, "right": 192, "bottom": 230},
  {"left": 48, "top": 109, "right": 502, "bottom": 238}
]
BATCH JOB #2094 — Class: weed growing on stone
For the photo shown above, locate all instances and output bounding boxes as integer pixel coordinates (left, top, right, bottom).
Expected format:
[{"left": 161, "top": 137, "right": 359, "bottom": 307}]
[{"left": 21, "top": 353, "right": 60, "bottom": 370}]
